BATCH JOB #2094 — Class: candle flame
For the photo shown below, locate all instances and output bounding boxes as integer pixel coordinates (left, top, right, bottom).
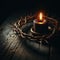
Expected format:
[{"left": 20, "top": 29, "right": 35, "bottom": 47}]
[
  {"left": 39, "top": 12, "right": 43, "bottom": 21},
  {"left": 36, "top": 12, "right": 46, "bottom": 24}
]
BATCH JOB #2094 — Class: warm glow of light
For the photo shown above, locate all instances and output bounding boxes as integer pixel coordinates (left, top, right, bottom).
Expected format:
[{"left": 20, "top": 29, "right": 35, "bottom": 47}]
[
  {"left": 36, "top": 19, "right": 46, "bottom": 24},
  {"left": 39, "top": 12, "right": 43, "bottom": 21},
  {"left": 34, "top": 12, "right": 46, "bottom": 24}
]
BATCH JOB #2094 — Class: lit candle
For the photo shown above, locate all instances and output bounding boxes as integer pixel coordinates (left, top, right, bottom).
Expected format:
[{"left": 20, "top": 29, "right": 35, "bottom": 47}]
[{"left": 33, "top": 12, "right": 48, "bottom": 35}]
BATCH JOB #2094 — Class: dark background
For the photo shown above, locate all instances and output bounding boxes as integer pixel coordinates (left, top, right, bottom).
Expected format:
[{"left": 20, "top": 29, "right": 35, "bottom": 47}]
[
  {"left": 0, "top": 0, "right": 60, "bottom": 23},
  {"left": 0, "top": 1, "right": 60, "bottom": 60}
]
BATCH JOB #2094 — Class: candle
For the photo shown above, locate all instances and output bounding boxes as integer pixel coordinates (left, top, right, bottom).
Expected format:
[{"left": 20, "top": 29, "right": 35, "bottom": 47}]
[{"left": 33, "top": 12, "right": 48, "bottom": 35}]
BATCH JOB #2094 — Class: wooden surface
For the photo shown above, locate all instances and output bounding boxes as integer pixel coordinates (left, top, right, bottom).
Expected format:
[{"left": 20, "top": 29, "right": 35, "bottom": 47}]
[{"left": 0, "top": 15, "right": 60, "bottom": 60}]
